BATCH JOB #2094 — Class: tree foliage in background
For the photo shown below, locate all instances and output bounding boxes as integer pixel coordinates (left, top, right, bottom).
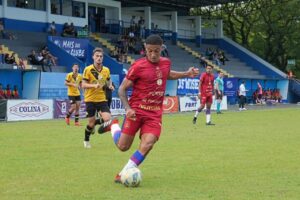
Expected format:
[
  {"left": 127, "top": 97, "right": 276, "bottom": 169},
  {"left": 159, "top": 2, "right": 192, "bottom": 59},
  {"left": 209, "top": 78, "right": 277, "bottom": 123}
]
[{"left": 191, "top": 0, "right": 300, "bottom": 77}]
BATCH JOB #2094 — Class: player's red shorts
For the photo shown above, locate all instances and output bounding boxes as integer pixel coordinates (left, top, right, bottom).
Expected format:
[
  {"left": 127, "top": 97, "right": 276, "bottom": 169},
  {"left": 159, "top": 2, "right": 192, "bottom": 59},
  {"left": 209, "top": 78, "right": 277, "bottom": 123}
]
[
  {"left": 121, "top": 113, "right": 162, "bottom": 139},
  {"left": 200, "top": 95, "right": 213, "bottom": 105}
]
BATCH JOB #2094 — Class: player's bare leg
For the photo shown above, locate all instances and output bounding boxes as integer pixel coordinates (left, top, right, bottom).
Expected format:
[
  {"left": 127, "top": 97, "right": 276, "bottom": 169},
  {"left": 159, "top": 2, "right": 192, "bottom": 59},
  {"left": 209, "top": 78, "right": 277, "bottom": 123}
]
[
  {"left": 97, "top": 112, "right": 112, "bottom": 133},
  {"left": 193, "top": 104, "right": 205, "bottom": 124},
  {"left": 65, "top": 103, "right": 76, "bottom": 125},
  {"left": 115, "top": 133, "right": 157, "bottom": 183}
]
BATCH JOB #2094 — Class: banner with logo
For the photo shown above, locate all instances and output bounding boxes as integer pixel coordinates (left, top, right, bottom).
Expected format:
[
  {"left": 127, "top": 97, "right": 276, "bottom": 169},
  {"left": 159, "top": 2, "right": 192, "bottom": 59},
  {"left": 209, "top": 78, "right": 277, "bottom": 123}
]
[
  {"left": 7, "top": 100, "right": 53, "bottom": 121},
  {"left": 179, "top": 96, "right": 227, "bottom": 112},
  {"left": 110, "top": 98, "right": 125, "bottom": 115},
  {"left": 54, "top": 99, "right": 86, "bottom": 118},
  {"left": 211, "top": 96, "right": 228, "bottom": 110},
  {"left": 177, "top": 78, "right": 200, "bottom": 95},
  {"left": 51, "top": 36, "right": 88, "bottom": 59},
  {"left": 223, "top": 78, "right": 238, "bottom": 104},
  {"left": 223, "top": 78, "right": 238, "bottom": 97},
  {"left": 163, "top": 96, "right": 179, "bottom": 113},
  {"left": 179, "top": 96, "right": 200, "bottom": 112}
]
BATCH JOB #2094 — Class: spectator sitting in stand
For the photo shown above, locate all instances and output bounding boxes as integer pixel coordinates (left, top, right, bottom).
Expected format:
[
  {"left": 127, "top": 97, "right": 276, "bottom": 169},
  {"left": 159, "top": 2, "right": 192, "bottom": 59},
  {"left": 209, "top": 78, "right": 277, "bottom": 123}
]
[
  {"left": 41, "top": 46, "right": 57, "bottom": 66},
  {"left": 69, "top": 23, "right": 77, "bottom": 37},
  {"left": 161, "top": 43, "right": 169, "bottom": 57},
  {"left": 199, "top": 56, "right": 207, "bottom": 68},
  {"left": 28, "top": 50, "right": 42, "bottom": 65},
  {"left": 61, "top": 23, "right": 71, "bottom": 37},
  {"left": 0, "top": 20, "right": 16, "bottom": 40},
  {"left": 219, "top": 51, "right": 229, "bottom": 65},
  {"left": 109, "top": 46, "right": 119, "bottom": 60},
  {"left": 35, "top": 51, "right": 51, "bottom": 72},
  {"left": 48, "top": 21, "right": 57, "bottom": 35},
  {"left": 18, "top": 58, "right": 27, "bottom": 70},
  {"left": 4, "top": 53, "right": 16, "bottom": 64}
]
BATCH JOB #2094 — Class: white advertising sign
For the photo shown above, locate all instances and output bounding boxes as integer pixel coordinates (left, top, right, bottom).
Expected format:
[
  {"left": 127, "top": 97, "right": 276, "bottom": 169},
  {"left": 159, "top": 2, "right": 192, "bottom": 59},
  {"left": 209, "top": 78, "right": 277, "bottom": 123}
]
[
  {"left": 179, "top": 96, "right": 227, "bottom": 112},
  {"left": 7, "top": 100, "right": 54, "bottom": 121},
  {"left": 110, "top": 98, "right": 125, "bottom": 115},
  {"left": 179, "top": 96, "right": 201, "bottom": 112}
]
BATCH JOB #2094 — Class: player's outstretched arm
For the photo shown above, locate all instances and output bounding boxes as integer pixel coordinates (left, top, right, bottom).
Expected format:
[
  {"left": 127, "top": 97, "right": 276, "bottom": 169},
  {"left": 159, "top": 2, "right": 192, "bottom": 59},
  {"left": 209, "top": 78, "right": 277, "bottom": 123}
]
[
  {"left": 168, "top": 67, "right": 199, "bottom": 80},
  {"left": 118, "top": 78, "right": 136, "bottom": 120}
]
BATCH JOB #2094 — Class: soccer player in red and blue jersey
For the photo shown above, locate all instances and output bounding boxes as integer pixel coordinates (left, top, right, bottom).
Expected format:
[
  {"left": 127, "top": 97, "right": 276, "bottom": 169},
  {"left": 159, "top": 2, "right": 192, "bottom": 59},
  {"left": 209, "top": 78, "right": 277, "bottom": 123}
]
[
  {"left": 193, "top": 64, "right": 215, "bottom": 125},
  {"left": 98, "top": 34, "right": 199, "bottom": 183}
]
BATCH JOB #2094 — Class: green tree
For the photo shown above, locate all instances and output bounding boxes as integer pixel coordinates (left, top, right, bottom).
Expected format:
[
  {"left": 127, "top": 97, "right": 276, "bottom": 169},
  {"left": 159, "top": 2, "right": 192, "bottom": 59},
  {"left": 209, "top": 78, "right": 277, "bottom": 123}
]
[{"left": 191, "top": 0, "right": 300, "bottom": 77}]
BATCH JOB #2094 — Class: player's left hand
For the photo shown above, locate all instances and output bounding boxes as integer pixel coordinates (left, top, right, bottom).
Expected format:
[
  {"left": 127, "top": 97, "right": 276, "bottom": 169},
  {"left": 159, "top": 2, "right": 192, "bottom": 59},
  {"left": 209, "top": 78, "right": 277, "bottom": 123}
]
[
  {"left": 187, "top": 67, "right": 199, "bottom": 78},
  {"left": 109, "top": 85, "right": 115, "bottom": 91}
]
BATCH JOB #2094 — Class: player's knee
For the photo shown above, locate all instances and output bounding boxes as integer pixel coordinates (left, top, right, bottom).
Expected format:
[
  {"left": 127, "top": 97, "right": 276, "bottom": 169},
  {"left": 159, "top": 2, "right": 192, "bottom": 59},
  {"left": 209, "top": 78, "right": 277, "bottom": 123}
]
[{"left": 118, "top": 144, "right": 130, "bottom": 152}]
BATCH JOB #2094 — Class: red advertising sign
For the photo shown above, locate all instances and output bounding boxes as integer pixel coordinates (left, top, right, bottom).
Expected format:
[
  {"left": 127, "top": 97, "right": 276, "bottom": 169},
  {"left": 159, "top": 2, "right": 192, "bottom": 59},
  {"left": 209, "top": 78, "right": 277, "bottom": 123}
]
[{"left": 163, "top": 96, "right": 179, "bottom": 113}]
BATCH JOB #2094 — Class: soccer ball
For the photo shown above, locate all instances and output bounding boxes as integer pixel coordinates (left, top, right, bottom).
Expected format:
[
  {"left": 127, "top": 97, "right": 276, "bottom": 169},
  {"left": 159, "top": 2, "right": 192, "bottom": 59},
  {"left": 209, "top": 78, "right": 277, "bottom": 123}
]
[{"left": 121, "top": 167, "right": 142, "bottom": 187}]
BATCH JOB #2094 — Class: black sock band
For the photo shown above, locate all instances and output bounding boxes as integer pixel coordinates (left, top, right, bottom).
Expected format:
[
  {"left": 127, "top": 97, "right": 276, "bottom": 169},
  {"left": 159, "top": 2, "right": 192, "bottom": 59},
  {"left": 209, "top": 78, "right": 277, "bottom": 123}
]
[
  {"left": 85, "top": 125, "right": 93, "bottom": 141},
  {"left": 66, "top": 111, "right": 72, "bottom": 118},
  {"left": 75, "top": 114, "right": 79, "bottom": 122},
  {"left": 95, "top": 118, "right": 104, "bottom": 125}
]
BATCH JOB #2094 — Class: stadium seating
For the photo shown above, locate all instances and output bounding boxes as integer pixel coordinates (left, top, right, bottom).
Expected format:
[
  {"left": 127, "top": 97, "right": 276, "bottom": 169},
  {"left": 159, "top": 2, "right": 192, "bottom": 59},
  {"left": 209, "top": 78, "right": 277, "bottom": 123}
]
[
  {"left": 181, "top": 41, "right": 267, "bottom": 79},
  {"left": 0, "top": 31, "right": 67, "bottom": 72}
]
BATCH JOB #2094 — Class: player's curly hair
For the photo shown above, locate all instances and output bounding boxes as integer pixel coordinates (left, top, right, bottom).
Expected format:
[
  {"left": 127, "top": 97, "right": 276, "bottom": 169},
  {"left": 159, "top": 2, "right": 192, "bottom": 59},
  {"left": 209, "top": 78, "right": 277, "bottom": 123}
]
[{"left": 145, "top": 34, "right": 163, "bottom": 45}]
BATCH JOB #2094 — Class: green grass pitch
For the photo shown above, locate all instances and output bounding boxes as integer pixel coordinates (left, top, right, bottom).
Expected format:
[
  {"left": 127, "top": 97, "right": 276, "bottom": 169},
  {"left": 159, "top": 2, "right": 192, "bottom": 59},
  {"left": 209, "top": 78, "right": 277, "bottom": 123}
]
[{"left": 1, "top": 108, "right": 300, "bottom": 200}]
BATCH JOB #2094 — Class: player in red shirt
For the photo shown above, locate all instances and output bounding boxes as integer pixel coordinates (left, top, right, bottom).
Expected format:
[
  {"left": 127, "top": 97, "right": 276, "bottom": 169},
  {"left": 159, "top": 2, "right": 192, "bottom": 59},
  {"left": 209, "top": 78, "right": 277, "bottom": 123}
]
[
  {"left": 193, "top": 64, "right": 215, "bottom": 125},
  {"left": 98, "top": 34, "right": 199, "bottom": 183}
]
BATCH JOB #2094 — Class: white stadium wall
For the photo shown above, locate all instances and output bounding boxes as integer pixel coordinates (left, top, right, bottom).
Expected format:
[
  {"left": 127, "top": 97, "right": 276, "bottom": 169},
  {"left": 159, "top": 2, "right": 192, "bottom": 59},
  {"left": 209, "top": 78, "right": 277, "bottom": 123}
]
[
  {"left": 48, "top": 15, "right": 87, "bottom": 27},
  {"left": 121, "top": 9, "right": 145, "bottom": 25},
  {"left": 152, "top": 15, "right": 171, "bottom": 30},
  {"left": 178, "top": 18, "right": 195, "bottom": 39},
  {"left": 1, "top": 0, "right": 121, "bottom": 29},
  {"left": 5, "top": 7, "right": 47, "bottom": 23}
]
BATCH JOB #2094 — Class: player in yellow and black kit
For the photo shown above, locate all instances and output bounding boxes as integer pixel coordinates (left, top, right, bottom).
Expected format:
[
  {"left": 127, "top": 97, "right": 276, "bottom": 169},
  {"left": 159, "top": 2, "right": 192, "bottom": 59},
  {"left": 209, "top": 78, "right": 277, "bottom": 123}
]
[
  {"left": 64, "top": 64, "right": 82, "bottom": 126},
  {"left": 82, "top": 47, "right": 114, "bottom": 148}
]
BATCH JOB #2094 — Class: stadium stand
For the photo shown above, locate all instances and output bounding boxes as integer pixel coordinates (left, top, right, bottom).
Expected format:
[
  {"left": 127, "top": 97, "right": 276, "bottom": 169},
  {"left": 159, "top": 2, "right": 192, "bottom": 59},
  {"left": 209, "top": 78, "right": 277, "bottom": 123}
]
[
  {"left": 0, "top": 0, "right": 298, "bottom": 103},
  {"left": 181, "top": 41, "right": 267, "bottom": 79},
  {"left": 0, "top": 31, "right": 67, "bottom": 72}
]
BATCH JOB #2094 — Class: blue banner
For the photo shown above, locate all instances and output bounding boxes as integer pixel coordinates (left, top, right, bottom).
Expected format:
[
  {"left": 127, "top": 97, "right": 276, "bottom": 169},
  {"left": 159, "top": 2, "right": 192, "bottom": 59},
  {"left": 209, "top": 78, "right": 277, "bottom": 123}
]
[
  {"left": 223, "top": 78, "right": 238, "bottom": 104},
  {"left": 177, "top": 78, "right": 200, "bottom": 95},
  {"left": 223, "top": 78, "right": 238, "bottom": 97},
  {"left": 50, "top": 36, "right": 88, "bottom": 59}
]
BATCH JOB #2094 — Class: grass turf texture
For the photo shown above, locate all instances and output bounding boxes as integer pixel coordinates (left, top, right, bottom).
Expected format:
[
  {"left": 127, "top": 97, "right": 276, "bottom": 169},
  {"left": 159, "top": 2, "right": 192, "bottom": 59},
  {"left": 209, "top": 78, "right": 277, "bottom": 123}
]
[{"left": 0, "top": 108, "right": 300, "bottom": 200}]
